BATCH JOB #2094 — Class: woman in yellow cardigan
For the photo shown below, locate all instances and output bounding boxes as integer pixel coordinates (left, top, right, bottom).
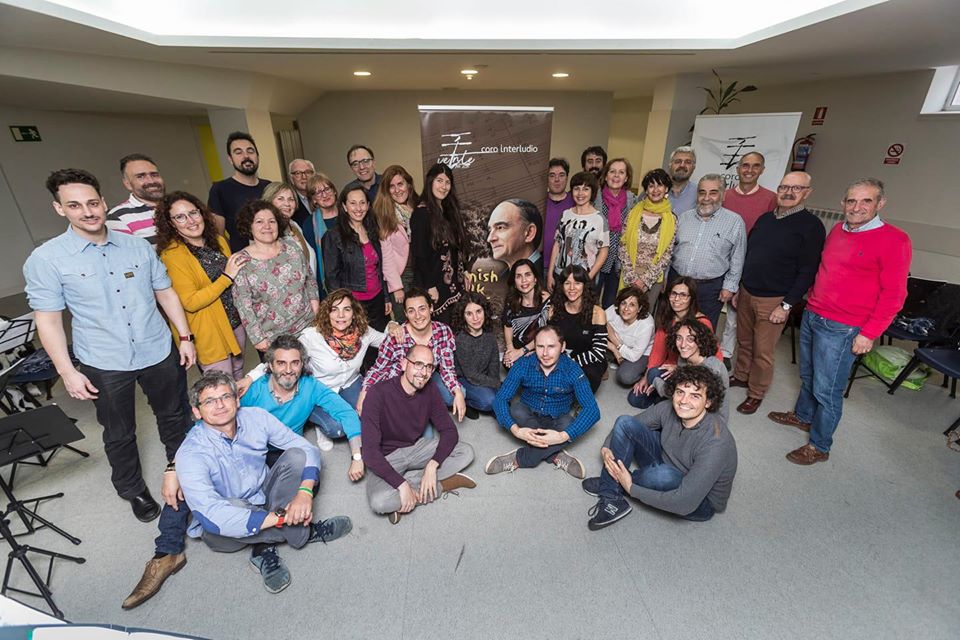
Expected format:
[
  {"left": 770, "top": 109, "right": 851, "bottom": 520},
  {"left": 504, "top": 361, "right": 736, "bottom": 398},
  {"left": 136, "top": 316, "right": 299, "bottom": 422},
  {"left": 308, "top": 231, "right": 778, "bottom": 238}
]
[{"left": 154, "top": 191, "right": 250, "bottom": 377}]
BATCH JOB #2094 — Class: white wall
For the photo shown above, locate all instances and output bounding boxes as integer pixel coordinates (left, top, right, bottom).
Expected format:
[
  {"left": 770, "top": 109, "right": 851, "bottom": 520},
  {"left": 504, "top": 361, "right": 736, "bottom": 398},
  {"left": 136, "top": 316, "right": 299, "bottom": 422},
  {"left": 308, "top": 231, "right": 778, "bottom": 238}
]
[
  {"left": 729, "top": 69, "right": 960, "bottom": 281},
  {"left": 297, "top": 90, "right": 613, "bottom": 190},
  {"left": 608, "top": 96, "right": 653, "bottom": 189},
  {"left": 0, "top": 106, "right": 211, "bottom": 295}
]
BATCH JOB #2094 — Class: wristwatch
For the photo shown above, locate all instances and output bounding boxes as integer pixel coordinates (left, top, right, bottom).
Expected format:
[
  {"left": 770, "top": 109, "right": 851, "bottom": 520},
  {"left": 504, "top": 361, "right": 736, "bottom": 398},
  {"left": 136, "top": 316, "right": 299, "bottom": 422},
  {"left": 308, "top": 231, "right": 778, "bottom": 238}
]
[
  {"left": 179, "top": 334, "right": 195, "bottom": 342},
  {"left": 274, "top": 507, "right": 286, "bottom": 527},
  {"left": 779, "top": 302, "right": 792, "bottom": 311},
  {"left": 352, "top": 452, "right": 363, "bottom": 462}
]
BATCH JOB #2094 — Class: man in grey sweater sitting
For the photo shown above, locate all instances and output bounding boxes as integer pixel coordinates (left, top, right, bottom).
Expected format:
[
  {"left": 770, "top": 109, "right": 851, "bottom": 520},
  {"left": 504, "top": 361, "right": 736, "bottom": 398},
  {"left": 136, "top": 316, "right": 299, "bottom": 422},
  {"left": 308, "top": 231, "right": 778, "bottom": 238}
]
[{"left": 585, "top": 365, "right": 738, "bottom": 529}]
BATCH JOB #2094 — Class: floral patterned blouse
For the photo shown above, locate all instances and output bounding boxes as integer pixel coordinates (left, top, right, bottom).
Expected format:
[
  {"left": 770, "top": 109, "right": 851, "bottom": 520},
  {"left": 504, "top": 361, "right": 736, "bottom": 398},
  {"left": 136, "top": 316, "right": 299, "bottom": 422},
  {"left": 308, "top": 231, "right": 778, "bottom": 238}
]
[{"left": 231, "top": 237, "right": 319, "bottom": 345}]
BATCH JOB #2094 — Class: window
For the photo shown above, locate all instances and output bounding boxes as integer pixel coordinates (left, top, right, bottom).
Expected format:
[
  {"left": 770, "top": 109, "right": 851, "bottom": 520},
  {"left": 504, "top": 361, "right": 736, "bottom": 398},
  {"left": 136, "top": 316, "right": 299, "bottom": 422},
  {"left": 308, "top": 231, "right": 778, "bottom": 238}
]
[{"left": 921, "top": 66, "right": 960, "bottom": 115}]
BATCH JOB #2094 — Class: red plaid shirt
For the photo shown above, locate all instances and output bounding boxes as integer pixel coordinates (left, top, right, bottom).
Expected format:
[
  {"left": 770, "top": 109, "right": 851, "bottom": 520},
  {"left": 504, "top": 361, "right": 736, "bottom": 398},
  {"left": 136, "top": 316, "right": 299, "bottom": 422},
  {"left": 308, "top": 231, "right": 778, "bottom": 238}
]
[{"left": 361, "top": 321, "right": 460, "bottom": 394}]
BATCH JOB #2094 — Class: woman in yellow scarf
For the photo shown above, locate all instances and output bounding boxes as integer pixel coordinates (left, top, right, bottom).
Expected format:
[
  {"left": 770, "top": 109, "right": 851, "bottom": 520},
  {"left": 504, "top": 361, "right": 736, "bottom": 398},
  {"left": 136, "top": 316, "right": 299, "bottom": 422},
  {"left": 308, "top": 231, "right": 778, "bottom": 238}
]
[{"left": 619, "top": 168, "right": 677, "bottom": 310}]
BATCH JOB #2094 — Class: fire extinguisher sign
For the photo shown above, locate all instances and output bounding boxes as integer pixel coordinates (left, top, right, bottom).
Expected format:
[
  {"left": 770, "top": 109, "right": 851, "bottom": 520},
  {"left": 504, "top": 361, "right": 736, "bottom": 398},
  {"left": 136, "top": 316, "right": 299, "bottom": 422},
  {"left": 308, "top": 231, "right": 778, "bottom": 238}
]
[
  {"left": 883, "top": 143, "right": 904, "bottom": 165},
  {"left": 811, "top": 107, "right": 827, "bottom": 125}
]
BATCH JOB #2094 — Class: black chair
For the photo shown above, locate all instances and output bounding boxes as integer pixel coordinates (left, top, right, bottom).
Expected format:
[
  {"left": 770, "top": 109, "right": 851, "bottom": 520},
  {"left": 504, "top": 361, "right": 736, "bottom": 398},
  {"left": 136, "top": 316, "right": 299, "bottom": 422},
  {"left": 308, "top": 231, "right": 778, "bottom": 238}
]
[{"left": 885, "top": 345, "right": 960, "bottom": 435}]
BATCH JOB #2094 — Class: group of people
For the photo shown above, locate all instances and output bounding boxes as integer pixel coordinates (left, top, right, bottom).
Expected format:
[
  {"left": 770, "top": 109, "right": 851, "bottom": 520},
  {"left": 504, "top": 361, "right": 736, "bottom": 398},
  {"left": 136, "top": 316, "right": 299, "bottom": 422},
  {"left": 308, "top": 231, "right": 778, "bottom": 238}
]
[{"left": 21, "top": 133, "right": 911, "bottom": 608}]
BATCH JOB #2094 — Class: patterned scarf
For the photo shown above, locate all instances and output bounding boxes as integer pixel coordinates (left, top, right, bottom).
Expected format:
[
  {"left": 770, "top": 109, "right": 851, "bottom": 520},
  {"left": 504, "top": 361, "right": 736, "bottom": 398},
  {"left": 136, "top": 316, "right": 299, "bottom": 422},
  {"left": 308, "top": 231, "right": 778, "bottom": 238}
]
[
  {"left": 601, "top": 187, "right": 627, "bottom": 233},
  {"left": 325, "top": 326, "right": 362, "bottom": 360}
]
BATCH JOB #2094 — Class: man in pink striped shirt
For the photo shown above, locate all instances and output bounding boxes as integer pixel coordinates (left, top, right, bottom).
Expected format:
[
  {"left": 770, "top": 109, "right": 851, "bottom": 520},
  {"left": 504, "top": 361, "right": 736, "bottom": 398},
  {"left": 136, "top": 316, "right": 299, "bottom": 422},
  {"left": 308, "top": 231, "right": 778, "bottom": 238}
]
[
  {"left": 769, "top": 178, "right": 911, "bottom": 465},
  {"left": 106, "top": 153, "right": 165, "bottom": 245}
]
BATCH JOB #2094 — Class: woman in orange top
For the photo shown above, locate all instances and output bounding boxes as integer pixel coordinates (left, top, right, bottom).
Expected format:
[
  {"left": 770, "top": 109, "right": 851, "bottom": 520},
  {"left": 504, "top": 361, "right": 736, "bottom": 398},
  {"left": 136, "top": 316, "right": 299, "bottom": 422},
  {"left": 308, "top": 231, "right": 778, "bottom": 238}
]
[{"left": 155, "top": 191, "right": 249, "bottom": 378}]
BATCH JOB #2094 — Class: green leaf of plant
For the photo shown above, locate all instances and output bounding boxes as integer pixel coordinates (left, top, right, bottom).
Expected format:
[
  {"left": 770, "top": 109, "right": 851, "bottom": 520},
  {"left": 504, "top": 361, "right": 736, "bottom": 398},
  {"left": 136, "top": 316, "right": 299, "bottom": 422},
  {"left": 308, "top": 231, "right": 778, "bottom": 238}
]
[
  {"left": 741, "top": 85, "right": 758, "bottom": 92},
  {"left": 722, "top": 81, "right": 739, "bottom": 103}
]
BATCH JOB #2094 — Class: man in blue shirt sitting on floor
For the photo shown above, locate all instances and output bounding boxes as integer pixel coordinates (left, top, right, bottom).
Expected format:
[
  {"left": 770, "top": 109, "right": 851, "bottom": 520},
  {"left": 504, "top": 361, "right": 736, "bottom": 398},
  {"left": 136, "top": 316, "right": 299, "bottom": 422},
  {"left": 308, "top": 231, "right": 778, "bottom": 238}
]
[{"left": 485, "top": 324, "right": 600, "bottom": 480}]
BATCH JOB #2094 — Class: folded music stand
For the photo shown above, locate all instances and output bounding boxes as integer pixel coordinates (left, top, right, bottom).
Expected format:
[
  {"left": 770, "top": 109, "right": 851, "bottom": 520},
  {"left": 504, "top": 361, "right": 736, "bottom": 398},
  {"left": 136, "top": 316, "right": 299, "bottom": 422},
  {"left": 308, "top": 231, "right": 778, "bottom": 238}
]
[{"left": 0, "top": 405, "right": 87, "bottom": 618}]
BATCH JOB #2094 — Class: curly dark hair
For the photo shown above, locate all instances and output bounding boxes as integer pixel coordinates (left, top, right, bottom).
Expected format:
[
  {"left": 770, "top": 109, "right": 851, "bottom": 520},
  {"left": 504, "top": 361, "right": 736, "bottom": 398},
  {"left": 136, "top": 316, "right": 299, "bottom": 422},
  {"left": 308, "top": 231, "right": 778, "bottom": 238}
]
[
  {"left": 452, "top": 291, "right": 493, "bottom": 335},
  {"left": 550, "top": 264, "right": 598, "bottom": 326},
  {"left": 641, "top": 168, "right": 673, "bottom": 192},
  {"left": 236, "top": 200, "right": 288, "bottom": 242},
  {"left": 665, "top": 364, "right": 725, "bottom": 414},
  {"left": 504, "top": 258, "right": 545, "bottom": 315},
  {"left": 314, "top": 288, "right": 368, "bottom": 338},
  {"left": 656, "top": 276, "right": 702, "bottom": 330},
  {"left": 666, "top": 317, "right": 718, "bottom": 358},
  {"left": 46, "top": 168, "right": 100, "bottom": 200},
  {"left": 615, "top": 286, "right": 651, "bottom": 320},
  {"left": 154, "top": 191, "right": 223, "bottom": 254}
]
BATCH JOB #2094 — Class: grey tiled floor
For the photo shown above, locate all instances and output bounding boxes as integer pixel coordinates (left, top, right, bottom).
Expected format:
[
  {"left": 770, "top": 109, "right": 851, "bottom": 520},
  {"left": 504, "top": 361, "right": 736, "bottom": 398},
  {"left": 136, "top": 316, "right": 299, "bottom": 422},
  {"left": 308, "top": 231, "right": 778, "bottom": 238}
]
[{"left": 2, "top": 336, "right": 959, "bottom": 639}]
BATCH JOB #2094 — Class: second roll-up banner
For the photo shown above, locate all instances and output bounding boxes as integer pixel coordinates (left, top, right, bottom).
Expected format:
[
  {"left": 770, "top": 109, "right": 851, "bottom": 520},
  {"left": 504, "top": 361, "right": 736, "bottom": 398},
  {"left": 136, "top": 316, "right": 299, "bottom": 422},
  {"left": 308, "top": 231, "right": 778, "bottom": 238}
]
[{"left": 418, "top": 105, "right": 553, "bottom": 321}]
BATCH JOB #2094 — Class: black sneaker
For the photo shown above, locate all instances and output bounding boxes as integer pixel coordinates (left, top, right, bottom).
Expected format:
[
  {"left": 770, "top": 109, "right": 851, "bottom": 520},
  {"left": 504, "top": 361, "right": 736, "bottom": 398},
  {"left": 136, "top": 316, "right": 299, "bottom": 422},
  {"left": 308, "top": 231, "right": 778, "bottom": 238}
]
[
  {"left": 250, "top": 546, "right": 290, "bottom": 594},
  {"left": 581, "top": 476, "right": 601, "bottom": 497},
  {"left": 465, "top": 407, "right": 480, "bottom": 420},
  {"left": 308, "top": 515, "right": 353, "bottom": 544},
  {"left": 587, "top": 497, "right": 632, "bottom": 531}
]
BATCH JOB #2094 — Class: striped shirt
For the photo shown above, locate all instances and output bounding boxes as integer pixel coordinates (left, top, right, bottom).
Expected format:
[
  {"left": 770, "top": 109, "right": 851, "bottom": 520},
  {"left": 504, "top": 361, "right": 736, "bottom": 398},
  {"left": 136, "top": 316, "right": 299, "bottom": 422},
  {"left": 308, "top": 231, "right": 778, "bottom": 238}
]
[
  {"left": 672, "top": 206, "right": 746, "bottom": 292},
  {"left": 106, "top": 193, "right": 158, "bottom": 245},
  {"left": 493, "top": 353, "right": 600, "bottom": 441}
]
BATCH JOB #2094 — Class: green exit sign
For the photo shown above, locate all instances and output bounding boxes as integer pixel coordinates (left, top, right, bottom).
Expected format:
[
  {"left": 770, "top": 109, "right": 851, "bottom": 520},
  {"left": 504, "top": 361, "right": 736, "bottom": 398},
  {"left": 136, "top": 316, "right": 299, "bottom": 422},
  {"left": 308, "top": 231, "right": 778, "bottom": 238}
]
[{"left": 10, "top": 125, "right": 41, "bottom": 142}]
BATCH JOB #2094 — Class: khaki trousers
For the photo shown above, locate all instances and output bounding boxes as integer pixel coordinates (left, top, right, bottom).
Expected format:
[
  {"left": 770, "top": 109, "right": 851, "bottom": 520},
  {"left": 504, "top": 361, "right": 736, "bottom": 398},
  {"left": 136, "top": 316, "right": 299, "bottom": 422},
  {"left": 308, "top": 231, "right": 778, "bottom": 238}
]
[{"left": 733, "top": 288, "right": 786, "bottom": 399}]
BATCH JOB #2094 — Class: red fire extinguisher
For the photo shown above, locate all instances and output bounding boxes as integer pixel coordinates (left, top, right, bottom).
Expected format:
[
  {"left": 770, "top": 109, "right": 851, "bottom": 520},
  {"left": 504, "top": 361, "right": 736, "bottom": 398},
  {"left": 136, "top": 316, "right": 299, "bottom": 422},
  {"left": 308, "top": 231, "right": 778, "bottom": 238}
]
[{"left": 791, "top": 134, "right": 816, "bottom": 171}]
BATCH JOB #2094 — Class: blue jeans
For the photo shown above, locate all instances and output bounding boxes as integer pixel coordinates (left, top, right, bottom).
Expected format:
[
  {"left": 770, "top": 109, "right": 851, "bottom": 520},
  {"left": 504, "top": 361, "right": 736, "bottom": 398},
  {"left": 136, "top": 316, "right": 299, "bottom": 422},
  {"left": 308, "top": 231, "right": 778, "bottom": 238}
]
[
  {"left": 794, "top": 309, "right": 859, "bottom": 453},
  {"left": 459, "top": 378, "right": 497, "bottom": 412},
  {"left": 510, "top": 398, "right": 574, "bottom": 468},
  {"left": 309, "top": 377, "right": 363, "bottom": 438},
  {"left": 155, "top": 500, "right": 190, "bottom": 555},
  {"left": 598, "top": 268, "right": 621, "bottom": 309},
  {"left": 627, "top": 368, "right": 666, "bottom": 409},
  {"left": 598, "top": 415, "right": 714, "bottom": 521}
]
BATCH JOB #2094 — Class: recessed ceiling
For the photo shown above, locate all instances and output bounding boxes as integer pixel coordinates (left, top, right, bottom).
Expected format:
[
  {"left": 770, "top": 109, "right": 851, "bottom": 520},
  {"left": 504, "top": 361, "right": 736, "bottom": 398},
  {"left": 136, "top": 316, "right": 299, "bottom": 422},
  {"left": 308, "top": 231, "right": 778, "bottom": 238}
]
[{"left": 7, "top": 0, "right": 886, "bottom": 49}]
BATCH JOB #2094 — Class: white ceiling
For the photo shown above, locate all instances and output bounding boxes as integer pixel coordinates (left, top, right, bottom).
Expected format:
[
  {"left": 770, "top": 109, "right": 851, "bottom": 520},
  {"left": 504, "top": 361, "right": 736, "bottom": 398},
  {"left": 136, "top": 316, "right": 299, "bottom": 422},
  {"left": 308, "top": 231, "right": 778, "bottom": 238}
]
[{"left": 0, "top": 0, "right": 957, "bottom": 113}]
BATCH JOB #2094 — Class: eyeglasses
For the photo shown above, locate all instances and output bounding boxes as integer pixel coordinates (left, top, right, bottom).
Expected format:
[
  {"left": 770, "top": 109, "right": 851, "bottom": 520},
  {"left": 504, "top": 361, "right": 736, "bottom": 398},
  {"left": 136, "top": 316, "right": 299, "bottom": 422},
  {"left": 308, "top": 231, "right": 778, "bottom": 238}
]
[
  {"left": 669, "top": 291, "right": 691, "bottom": 299},
  {"left": 290, "top": 170, "right": 315, "bottom": 178},
  {"left": 349, "top": 158, "right": 373, "bottom": 169},
  {"left": 171, "top": 209, "right": 203, "bottom": 224},
  {"left": 312, "top": 187, "right": 335, "bottom": 197},
  {"left": 777, "top": 185, "right": 810, "bottom": 193},
  {"left": 404, "top": 358, "right": 435, "bottom": 373},
  {"left": 198, "top": 392, "right": 236, "bottom": 408}
]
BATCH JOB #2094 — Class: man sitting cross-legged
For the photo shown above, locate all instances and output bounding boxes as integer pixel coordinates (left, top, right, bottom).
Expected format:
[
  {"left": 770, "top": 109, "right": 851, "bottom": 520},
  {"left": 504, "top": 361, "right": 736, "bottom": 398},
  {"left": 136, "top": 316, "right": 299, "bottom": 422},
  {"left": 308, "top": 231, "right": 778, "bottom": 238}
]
[
  {"left": 486, "top": 324, "right": 600, "bottom": 479},
  {"left": 363, "top": 344, "right": 476, "bottom": 525},
  {"left": 177, "top": 372, "right": 351, "bottom": 594},
  {"left": 585, "top": 365, "right": 738, "bottom": 530}
]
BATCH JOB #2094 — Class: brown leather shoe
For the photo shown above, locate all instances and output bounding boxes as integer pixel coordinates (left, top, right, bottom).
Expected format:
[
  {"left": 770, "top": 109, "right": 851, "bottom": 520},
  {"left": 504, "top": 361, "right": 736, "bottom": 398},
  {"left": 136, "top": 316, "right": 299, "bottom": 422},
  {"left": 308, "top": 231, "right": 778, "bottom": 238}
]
[
  {"left": 767, "top": 411, "right": 811, "bottom": 432},
  {"left": 786, "top": 444, "right": 829, "bottom": 465},
  {"left": 737, "top": 397, "right": 763, "bottom": 414},
  {"left": 388, "top": 511, "right": 402, "bottom": 525},
  {"left": 729, "top": 376, "right": 749, "bottom": 388},
  {"left": 122, "top": 553, "right": 186, "bottom": 610},
  {"left": 440, "top": 473, "right": 477, "bottom": 493}
]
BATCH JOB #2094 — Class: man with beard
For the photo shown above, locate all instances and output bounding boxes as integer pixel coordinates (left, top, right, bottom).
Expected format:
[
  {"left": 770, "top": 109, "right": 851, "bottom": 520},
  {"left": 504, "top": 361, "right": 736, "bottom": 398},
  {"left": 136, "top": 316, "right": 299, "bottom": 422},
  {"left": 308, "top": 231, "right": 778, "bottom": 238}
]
[
  {"left": 363, "top": 344, "right": 476, "bottom": 525},
  {"left": 580, "top": 145, "right": 607, "bottom": 179},
  {"left": 107, "top": 153, "right": 166, "bottom": 244},
  {"left": 668, "top": 174, "right": 746, "bottom": 331},
  {"left": 343, "top": 144, "right": 382, "bottom": 202},
  {"left": 730, "top": 172, "right": 824, "bottom": 415},
  {"left": 207, "top": 131, "right": 270, "bottom": 251},
  {"left": 287, "top": 158, "right": 316, "bottom": 226},
  {"left": 666, "top": 146, "right": 698, "bottom": 214}
]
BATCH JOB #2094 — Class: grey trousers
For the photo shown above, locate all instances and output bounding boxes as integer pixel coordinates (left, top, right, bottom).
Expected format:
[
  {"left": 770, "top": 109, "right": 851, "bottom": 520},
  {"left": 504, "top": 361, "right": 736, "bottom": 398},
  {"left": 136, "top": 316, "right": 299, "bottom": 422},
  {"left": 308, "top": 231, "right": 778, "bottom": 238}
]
[
  {"left": 366, "top": 438, "right": 475, "bottom": 514},
  {"left": 202, "top": 449, "right": 312, "bottom": 552},
  {"left": 720, "top": 303, "right": 737, "bottom": 358},
  {"left": 615, "top": 356, "right": 648, "bottom": 387}
]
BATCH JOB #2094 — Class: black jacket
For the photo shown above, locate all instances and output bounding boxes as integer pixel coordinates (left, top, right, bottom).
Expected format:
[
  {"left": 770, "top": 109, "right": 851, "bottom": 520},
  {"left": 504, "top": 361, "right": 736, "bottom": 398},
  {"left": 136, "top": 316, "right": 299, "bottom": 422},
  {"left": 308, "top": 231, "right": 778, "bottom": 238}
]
[{"left": 321, "top": 225, "right": 387, "bottom": 296}]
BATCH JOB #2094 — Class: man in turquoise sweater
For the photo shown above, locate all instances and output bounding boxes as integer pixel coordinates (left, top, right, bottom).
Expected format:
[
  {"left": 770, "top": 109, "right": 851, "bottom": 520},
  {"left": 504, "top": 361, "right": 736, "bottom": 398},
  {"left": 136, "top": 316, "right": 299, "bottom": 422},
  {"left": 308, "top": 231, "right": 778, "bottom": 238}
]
[{"left": 769, "top": 178, "right": 911, "bottom": 465}]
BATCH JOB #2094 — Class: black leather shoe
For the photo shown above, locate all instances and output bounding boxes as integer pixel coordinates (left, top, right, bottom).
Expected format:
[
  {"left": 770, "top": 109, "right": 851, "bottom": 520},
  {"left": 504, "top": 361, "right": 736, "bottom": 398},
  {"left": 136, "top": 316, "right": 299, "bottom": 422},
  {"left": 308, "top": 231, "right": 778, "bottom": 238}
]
[{"left": 130, "top": 489, "right": 161, "bottom": 523}]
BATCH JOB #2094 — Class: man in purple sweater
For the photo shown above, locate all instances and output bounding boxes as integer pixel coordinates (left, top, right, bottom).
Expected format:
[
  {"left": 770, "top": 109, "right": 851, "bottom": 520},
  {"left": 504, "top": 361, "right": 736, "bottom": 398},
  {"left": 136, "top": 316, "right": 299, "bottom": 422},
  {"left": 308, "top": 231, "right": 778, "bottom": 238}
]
[{"left": 362, "top": 345, "right": 476, "bottom": 525}]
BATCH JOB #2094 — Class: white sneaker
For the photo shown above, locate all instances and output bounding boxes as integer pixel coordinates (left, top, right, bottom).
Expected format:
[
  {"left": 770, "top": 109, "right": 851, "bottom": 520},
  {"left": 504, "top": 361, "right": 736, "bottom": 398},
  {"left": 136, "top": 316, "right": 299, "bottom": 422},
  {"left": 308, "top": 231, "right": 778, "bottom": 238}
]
[{"left": 314, "top": 430, "right": 334, "bottom": 452}]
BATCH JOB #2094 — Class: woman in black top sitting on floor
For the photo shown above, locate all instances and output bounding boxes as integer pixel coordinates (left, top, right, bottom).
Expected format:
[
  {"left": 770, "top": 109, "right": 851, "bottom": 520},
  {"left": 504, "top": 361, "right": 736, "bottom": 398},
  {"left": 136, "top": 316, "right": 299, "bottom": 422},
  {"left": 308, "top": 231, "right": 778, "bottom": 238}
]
[
  {"left": 547, "top": 264, "right": 608, "bottom": 392},
  {"left": 502, "top": 258, "right": 551, "bottom": 369}
]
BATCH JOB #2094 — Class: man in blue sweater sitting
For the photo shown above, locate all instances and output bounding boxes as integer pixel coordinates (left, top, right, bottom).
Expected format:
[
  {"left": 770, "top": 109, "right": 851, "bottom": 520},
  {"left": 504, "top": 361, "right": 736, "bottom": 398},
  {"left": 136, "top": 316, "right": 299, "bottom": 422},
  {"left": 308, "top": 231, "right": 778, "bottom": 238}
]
[
  {"left": 486, "top": 324, "right": 600, "bottom": 479},
  {"left": 585, "top": 365, "right": 738, "bottom": 530}
]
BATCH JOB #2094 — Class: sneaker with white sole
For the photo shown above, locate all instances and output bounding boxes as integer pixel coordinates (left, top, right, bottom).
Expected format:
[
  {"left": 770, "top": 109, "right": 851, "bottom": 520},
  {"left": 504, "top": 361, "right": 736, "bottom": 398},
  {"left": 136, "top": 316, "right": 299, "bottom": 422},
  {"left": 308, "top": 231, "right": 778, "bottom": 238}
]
[
  {"left": 250, "top": 546, "right": 291, "bottom": 594},
  {"left": 314, "top": 430, "right": 334, "bottom": 452},
  {"left": 308, "top": 515, "right": 352, "bottom": 544},
  {"left": 552, "top": 450, "right": 585, "bottom": 479},
  {"left": 581, "top": 476, "right": 601, "bottom": 497},
  {"left": 484, "top": 449, "right": 519, "bottom": 475},
  {"left": 587, "top": 497, "right": 632, "bottom": 531}
]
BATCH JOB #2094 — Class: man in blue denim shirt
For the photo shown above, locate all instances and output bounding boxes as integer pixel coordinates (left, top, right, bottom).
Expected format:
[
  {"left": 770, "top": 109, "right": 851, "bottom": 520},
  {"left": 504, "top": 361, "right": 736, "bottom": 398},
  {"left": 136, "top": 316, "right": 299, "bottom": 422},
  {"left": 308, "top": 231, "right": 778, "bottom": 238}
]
[{"left": 23, "top": 168, "right": 196, "bottom": 523}]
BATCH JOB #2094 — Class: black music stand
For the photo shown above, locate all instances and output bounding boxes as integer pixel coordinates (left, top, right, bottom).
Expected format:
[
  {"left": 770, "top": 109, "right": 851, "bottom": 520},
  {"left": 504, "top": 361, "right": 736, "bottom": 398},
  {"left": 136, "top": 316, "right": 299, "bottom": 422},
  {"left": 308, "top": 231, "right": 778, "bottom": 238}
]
[{"left": 0, "top": 405, "right": 87, "bottom": 618}]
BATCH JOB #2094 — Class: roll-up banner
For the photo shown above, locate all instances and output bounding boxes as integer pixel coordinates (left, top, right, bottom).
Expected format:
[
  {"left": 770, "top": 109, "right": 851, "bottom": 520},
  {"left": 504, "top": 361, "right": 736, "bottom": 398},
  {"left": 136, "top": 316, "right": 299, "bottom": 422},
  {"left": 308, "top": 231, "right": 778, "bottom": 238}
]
[
  {"left": 418, "top": 105, "right": 553, "bottom": 319},
  {"left": 691, "top": 113, "right": 802, "bottom": 190}
]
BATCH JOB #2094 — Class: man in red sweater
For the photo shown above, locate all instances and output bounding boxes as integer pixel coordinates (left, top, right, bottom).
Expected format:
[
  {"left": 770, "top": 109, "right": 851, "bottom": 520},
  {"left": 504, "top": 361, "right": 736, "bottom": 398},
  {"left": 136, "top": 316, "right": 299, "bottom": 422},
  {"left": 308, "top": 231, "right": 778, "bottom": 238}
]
[
  {"left": 720, "top": 152, "right": 780, "bottom": 362},
  {"left": 769, "top": 178, "right": 911, "bottom": 465}
]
